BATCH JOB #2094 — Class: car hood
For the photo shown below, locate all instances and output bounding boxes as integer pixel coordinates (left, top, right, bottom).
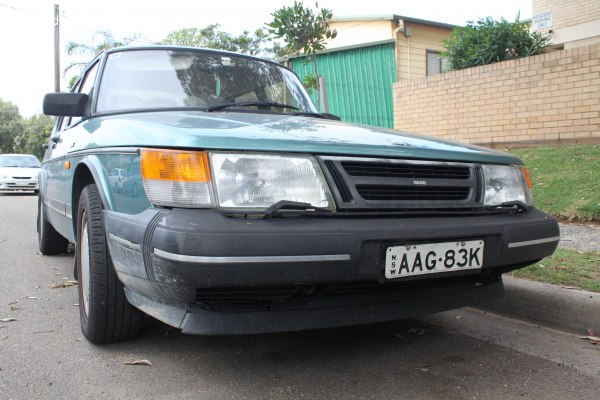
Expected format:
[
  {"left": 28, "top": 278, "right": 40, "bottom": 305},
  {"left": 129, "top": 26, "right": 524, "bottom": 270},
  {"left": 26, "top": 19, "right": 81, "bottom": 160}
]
[
  {"left": 0, "top": 167, "right": 40, "bottom": 178},
  {"left": 83, "top": 111, "right": 521, "bottom": 164}
]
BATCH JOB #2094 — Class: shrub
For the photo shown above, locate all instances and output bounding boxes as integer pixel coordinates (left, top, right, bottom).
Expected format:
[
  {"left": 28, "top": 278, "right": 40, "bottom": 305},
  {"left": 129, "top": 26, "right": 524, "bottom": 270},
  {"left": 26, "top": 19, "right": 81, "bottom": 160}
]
[{"left": 442, "top": 17, "right": 551, "bottom": 71}]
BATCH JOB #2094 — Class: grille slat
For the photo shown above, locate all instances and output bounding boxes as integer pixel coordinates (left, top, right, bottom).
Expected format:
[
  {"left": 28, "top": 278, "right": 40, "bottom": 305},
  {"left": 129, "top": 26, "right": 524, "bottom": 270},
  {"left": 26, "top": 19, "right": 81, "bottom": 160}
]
[
  {"left": 356, "top": 185, "right": 470, "bottom": 201},
  {"left": 342, "top": 162, "right": 470, "bottom": 179}
]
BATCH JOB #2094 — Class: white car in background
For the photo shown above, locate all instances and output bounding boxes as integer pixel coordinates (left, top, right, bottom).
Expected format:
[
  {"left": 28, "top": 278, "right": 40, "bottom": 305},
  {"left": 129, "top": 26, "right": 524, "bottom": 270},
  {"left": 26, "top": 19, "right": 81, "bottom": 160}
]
[
  {"left": 108, "top": 168, "right": 127, "bottom": 192},
  {"left": 0, "top": 154, "right": 40, "bottom": 193}
]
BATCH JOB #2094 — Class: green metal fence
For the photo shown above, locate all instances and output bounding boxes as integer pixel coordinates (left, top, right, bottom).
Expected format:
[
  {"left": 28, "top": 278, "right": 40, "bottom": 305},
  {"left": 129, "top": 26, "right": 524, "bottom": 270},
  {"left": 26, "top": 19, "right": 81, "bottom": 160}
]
[{"left": 291, "top": 42, "right": 397, "bottom": 128}]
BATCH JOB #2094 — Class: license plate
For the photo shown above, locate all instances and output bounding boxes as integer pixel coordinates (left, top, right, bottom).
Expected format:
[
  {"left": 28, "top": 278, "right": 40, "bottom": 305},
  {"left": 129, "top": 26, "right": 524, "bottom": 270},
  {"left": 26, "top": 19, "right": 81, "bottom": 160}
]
[
  {"left": 385, "top": 240, "right": 484, "bottom": 279},
  {"left": 16, "top": 181, "right": 29, "bottom": 186}
]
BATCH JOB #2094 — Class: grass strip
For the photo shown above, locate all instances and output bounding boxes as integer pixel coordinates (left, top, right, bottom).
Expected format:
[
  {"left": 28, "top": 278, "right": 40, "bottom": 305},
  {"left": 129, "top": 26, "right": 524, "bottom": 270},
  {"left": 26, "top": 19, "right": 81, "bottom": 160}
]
[
  {"left": 510, "top": 247, "right": 600, "bottom": 292},
  {"left": 509, "top": 145, "right": 600, "bottom": 221}
]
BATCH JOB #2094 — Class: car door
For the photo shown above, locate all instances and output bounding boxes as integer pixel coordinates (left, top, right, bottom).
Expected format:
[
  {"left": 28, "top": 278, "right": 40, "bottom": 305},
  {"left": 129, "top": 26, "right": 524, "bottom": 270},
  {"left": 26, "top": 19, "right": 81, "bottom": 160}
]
[{"left": 43, "top": 61, "right": 100, "bottom": 241}]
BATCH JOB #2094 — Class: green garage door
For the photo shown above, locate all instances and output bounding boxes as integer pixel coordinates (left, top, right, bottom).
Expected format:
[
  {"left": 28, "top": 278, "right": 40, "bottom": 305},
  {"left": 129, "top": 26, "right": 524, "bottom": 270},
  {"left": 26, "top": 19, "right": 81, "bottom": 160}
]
[{"left": 291, "top": 41, "right": 396, "bottom": 128}]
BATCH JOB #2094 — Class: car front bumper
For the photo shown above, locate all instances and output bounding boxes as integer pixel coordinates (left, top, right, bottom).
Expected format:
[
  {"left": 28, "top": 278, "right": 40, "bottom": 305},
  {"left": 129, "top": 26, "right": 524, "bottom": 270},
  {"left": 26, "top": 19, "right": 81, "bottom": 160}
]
[
  {"left": 104, "top": 208, "right": 559, "bottom": 334},
  {"left": 0, "top": 180, "right": 39, "bottom": 191}
]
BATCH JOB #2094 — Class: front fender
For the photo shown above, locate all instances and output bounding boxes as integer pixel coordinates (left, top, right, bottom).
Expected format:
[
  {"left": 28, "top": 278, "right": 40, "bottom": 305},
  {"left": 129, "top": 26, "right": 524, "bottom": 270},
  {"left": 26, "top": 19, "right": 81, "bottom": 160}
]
[{"left": 72, "top": 155, "right": 114, "bottom": 219}]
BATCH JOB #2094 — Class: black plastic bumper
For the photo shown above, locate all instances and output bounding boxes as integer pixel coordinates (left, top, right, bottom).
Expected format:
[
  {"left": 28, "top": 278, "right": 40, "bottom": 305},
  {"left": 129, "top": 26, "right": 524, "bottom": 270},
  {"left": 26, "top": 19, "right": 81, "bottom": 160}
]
[{"left": 104, "top": 208, "right": 559, "bottom": 334}]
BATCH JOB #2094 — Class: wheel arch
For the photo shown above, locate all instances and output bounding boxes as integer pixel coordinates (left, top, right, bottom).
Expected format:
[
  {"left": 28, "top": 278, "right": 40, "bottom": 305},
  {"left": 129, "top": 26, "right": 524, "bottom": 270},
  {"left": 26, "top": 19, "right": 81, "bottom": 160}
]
[{"left": 71, "top": 156, "right": 113, "bottom": 237}]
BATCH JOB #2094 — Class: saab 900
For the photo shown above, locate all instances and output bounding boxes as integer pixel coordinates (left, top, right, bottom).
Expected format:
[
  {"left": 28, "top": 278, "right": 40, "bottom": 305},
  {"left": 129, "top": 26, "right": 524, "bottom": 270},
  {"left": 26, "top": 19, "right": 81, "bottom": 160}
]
[{"left": 40, "top": 46, "right": 559, "bottom": 343}]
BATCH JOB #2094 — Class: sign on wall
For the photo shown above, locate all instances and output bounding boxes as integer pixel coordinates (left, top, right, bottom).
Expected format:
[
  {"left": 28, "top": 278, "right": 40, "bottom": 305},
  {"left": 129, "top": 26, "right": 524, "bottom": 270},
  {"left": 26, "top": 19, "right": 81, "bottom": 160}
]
[{"left": 532, "top": 10, "right": 553, "bottom": 30}]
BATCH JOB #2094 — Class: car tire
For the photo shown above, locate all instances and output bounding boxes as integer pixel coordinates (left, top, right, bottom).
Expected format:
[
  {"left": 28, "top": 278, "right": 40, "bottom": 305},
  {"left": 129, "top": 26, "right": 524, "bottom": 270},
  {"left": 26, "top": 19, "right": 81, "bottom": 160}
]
[
  {"left": 37, "top": 195, "right": 69, "bottom": 255},
  {"left": 76, "top": 183, "right": 144, "bottom": 343}
]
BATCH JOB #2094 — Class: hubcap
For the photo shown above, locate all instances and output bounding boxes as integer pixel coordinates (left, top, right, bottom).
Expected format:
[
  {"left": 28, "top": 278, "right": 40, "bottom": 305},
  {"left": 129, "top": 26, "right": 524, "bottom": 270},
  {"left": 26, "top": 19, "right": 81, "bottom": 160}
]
[{"left": 80, "top": 215, "right": 91, "bottom": 317}]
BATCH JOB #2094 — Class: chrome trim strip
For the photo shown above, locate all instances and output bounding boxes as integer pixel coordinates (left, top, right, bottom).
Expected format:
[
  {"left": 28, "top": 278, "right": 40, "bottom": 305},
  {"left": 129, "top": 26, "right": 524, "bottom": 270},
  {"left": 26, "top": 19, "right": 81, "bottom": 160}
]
[
  {"left": 153, "top": 248, "right": 351, "bottom": 264},
  {"left": 108, "top": 233, "right": 141, "bottom": 251},
  {"left": 508, "top": 236, "right": 561, "bottom": 248}
]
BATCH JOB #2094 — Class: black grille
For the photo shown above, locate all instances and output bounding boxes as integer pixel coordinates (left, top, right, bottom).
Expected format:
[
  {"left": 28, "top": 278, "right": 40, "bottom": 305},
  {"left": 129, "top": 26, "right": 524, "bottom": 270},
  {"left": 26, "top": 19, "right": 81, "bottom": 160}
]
[
  {"left": 325, "top": 160, "right": 354, "bottom": 203},
  {"left": 195, "top": 276, "right": 498, "bottom": 312},
  {"left": 195, "top": 285, "right": 313, "bottom": 311},
  {"left": 356, "top": 185, "right": 470, "bottom": 201},
  {"left": 342, "top": 162, "right": 470, "bottom": 179},
  {"left": 319, "top": 156, "right": 479, "bottom": 210}
]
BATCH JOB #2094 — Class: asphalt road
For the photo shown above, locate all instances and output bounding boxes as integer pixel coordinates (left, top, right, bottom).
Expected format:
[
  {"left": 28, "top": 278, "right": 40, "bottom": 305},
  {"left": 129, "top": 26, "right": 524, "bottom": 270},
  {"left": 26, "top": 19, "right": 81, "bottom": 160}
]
[{"left": 1, "top": 193, "right": 599, "bottom": 400}]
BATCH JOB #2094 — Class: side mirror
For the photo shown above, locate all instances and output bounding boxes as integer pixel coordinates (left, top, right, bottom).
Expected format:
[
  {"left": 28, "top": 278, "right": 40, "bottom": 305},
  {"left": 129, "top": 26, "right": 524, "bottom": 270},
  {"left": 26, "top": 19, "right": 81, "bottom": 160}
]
[{"left": 43, "top": 93, "right": 88, "bottom": 117}]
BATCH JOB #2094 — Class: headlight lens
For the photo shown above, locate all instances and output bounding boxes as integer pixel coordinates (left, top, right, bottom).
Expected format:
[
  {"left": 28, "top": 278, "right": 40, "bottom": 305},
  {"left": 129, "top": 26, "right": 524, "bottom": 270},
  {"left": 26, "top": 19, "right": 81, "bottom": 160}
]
[
  {"left": 482, "top": 165, "right": 533, "bottom": 207},
  {"left": 210, "top": 153, "right": 334, "bottom": 210}
]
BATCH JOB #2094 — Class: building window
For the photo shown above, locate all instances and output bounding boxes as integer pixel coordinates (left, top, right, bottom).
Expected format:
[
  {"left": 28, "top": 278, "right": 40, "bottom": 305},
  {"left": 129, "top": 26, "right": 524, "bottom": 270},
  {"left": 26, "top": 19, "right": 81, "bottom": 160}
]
[{"left": 426, "top": 50, "right": 447, "bottom": 76}]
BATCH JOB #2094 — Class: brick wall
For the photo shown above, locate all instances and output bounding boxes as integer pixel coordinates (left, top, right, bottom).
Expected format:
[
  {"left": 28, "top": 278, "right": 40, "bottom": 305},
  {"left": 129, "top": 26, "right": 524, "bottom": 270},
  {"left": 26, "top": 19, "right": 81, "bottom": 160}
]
[{"left": 393, "top": 44, "right": 600, "bottom": 145}]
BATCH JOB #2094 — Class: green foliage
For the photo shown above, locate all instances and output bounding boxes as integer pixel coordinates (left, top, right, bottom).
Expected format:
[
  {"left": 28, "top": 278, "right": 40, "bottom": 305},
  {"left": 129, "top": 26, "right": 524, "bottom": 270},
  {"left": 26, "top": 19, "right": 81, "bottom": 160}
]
[
  {"left": 302, "top": 73, "right": 317, "bottom": 94},
  {"left": 442, "top": 17, "right": 551, "bottom": 71},
  {"left": 160, "top": 24, "right": 281, "bottom": 59},
  {"left": 0, "top": 99, "right": 23, "bottom": 154},
  {"left": 266, "top": 1, "right": 337, "bottom": 105},
  {"left": 0, "top": 98, "right": 53, "bottom": 159},
  {"left": 13, "top": 114, "right": 55, "bottom": 160},
  {"left": 266, "top": 1, "right": 337, "bottom": 60}
]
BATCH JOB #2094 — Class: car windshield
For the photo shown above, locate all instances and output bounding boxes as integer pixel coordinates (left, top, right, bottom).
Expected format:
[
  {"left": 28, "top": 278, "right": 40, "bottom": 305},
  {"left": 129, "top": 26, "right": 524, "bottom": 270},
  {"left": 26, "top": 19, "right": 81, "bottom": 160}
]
[
  {"left": 0, "top": 155, "right": 41, "bottom": 168},
  {"left": 96, "top": 49, "right": 317, "bottom": 114}
]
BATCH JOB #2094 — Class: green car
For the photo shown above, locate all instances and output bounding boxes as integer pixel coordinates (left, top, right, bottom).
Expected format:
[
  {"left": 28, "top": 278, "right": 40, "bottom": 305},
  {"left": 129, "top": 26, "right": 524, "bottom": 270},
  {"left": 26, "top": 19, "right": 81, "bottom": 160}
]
[{"left": 40, "top": 46, "right": 559, "bottom": 343}]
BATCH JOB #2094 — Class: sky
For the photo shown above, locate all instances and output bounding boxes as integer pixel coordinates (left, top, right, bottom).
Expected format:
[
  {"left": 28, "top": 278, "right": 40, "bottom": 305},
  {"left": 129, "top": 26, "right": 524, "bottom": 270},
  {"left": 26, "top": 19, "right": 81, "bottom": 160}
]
[{"left": 0, "top": 0, "right": 532, "bottom": 117}]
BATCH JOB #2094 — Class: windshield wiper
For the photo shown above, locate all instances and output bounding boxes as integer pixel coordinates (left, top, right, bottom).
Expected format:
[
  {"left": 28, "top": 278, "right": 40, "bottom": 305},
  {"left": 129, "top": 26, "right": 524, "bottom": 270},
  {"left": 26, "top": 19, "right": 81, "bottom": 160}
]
[
  {"left": 263, "top": 200, "right": 329, "bottom": 218},
  {"left": 207, "top": 101, "right": 300, "bottom": 112}
]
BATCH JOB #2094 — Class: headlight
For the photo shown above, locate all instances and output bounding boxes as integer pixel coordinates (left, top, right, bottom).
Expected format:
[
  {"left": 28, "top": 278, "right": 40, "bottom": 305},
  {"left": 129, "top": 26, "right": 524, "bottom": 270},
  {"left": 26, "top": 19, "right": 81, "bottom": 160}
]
[
  {"left": 482, "top": 165, "right": 533, "bottom": 207},
  {"left": 211, "top": 153, "right": 334, "bottom": 210}
]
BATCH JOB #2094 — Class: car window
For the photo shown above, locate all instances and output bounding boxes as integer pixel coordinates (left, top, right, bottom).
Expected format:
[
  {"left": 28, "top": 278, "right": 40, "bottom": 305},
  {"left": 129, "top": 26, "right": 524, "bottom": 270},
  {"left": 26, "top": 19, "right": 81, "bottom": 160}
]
[
  {"left": 96, "top": 50, "right": 316, "bottom": 114},
  {"left": 66, "top": 61, "right": 99, "bottom": 127}
]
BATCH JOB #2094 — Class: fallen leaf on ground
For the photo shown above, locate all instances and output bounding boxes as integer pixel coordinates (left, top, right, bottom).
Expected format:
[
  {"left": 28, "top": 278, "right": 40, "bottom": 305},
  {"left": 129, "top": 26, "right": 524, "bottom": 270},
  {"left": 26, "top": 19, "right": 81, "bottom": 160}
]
[
  {"left": 581, "top": 329, "right": 600, "bottom": 345},
  {"left": 50, "top": 280, "right": 78, "bottom": 289},
  {"left": 0, "top": 318, "right": 17, "bottom": 322},
  {"left": 123, "top": 359, "right": 152, "bottom": 366},
  {"left": 395, "top": 333, "right": 405, "bottom": 340},
  {"left": 10, "top": 306, "right": 20, "bottom": 311},
  {"left": 580, "top": 336, "right": 600, "bottom": 345}
]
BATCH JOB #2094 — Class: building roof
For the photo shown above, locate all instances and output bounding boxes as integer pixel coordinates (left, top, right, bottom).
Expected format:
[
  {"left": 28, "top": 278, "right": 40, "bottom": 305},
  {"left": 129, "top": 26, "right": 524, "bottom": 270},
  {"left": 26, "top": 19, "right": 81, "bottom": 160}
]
[{"left": 332, "top": 14, "right": 459, "bottom": 30}]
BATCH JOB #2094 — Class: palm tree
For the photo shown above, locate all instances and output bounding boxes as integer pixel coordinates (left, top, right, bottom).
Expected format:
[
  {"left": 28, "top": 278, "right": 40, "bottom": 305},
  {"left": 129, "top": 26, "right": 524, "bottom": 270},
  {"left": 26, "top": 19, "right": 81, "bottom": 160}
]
[{"left": 64, "top": 30, "right": 144, "bottom": 87}]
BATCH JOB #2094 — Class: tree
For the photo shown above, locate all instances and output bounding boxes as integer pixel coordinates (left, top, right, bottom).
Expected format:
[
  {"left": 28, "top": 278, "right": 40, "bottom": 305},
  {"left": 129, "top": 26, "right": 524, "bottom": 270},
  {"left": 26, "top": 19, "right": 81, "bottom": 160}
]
[
  {"left": 442, "top": 17, "right": 551, "bottom": 71},
  {"left": 266, "top": 1, "right": 337, "bottom": 98},
  {"left": 64, "top": 30, "right": 143, "bottom": 84},
  {"left": 14, "top": 114, "right": 55, "bottom": 160},
  {"left": 160, "top": 24, "right": 280, "bottom": 59},
  {"left": 0, "top": 99, "right": 23, "bottom": 154}
]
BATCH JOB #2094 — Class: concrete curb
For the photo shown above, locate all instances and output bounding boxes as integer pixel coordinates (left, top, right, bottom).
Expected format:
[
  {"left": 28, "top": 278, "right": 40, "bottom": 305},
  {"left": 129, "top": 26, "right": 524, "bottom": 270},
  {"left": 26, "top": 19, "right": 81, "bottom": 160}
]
[{"left": 478, "top": 276, "right": 600, "bottom": 334}]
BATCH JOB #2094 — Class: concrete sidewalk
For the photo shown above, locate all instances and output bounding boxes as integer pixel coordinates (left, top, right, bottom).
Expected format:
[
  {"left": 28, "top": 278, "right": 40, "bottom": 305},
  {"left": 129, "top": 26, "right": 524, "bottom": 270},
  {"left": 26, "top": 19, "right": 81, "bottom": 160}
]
[{"left": 479, "top": 275, "right": 600, "bottom": 335}]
